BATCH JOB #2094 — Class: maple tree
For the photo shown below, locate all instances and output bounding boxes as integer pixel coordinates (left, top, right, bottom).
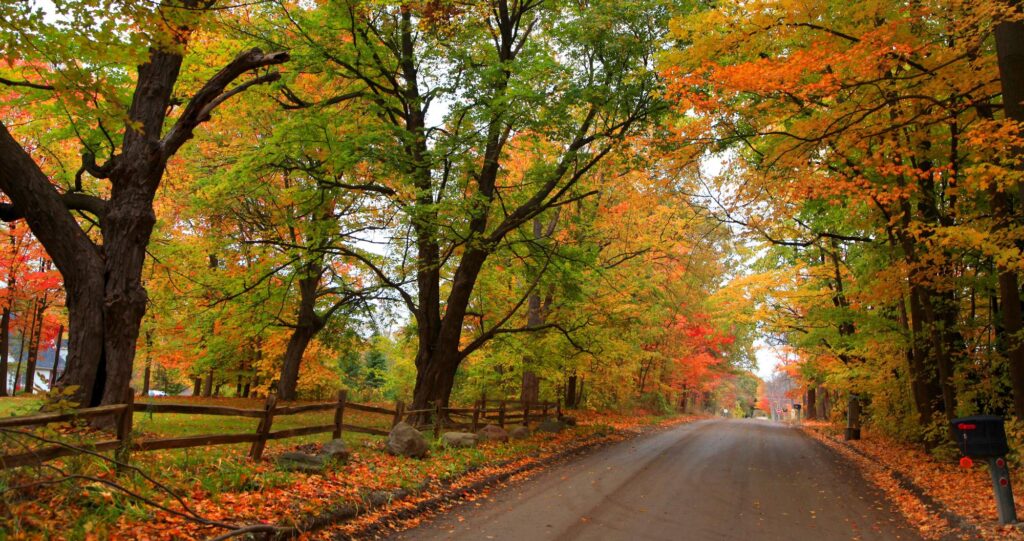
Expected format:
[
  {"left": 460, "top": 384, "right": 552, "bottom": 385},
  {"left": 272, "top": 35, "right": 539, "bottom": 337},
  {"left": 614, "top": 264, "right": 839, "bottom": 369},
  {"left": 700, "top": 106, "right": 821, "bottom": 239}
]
[{"left": 0, "top": 1, "right": 289, "bottom": 409}]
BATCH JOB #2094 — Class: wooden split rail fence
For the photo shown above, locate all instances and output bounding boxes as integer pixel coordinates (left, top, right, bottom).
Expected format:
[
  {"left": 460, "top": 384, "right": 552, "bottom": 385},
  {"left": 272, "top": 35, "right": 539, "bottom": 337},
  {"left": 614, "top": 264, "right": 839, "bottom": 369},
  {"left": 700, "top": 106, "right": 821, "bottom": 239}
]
[
  {"left": 410, "top": 398, "right": 561, "bottom": 438},
  {"left": 0, "top": 391, "right": 561, "bottom": 471}
]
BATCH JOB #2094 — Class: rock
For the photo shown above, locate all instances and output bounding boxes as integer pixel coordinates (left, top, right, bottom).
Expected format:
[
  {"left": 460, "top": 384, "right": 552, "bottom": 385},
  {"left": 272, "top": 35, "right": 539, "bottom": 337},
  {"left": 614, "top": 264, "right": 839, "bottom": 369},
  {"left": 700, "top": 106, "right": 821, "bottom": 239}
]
[
  {"left": 321, "top": 439, "right": 351, "bottom": 463},
  {"left": 365, "top": 489, "right": 395, "bottom": 506},
  {"left": 560, "top": 415, "right": 578, "bottom": 427},
  {"left": 386, "top": 421, "right": 429, "bottom": 458},
  {"left": 476, "top": 424, "right": 509, "bottom": 443},
  {"left": 441, "top": 431, "right": 479, "bottom": 448},
  {"left": 277, "top": 451, "right": 325, "bottom": 473},
  {"left": 508, "top": 426, "right": 531, "bottom": 440},
  {"left": 536, "top": 418, "right": 567, "bottom": 433}
]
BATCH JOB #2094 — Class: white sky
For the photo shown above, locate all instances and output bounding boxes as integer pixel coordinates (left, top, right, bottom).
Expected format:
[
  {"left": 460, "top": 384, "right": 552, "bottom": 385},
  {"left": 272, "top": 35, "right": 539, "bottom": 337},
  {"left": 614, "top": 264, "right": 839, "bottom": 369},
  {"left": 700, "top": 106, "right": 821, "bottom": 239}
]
[{"left": 754, "top": 341, "right": 783, "bottom": 381}]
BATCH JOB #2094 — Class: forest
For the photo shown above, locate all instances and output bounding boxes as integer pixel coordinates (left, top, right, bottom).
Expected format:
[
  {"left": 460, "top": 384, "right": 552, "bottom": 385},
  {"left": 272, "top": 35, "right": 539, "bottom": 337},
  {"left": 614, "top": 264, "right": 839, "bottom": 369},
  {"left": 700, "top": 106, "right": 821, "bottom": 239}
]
[
  {"left": 2, "top": 0, "right": 1024, "bottom": 538},
  {"left": 0, "top": 0, "right": 761, "bottom": 423}
]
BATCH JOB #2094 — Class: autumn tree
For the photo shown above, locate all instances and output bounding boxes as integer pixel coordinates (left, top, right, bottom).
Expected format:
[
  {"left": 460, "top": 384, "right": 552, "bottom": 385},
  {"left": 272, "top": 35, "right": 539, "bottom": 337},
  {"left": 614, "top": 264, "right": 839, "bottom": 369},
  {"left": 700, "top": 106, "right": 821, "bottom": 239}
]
[
  {"left": 255, "top": 0, "right": 674, "bottom": 417},
  {"left": 664, "top": 0, "right": 1024, "bottom": 442},
  {"left": 0, "top": 0, "right": 288, "bottom": 407}
]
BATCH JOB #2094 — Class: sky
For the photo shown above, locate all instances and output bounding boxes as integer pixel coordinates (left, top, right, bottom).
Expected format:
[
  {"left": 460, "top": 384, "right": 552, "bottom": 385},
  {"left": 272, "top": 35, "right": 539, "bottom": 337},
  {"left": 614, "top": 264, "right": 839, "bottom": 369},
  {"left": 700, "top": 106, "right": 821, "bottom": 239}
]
[{"left": 754, "top": 342, "right": 784, "bottom": 381}]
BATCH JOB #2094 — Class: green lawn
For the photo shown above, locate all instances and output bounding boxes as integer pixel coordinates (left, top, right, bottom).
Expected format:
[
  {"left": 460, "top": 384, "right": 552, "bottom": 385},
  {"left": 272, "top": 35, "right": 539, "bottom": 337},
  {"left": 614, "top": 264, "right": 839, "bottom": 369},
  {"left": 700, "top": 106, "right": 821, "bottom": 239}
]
[{"left": 0, "top": 395, "right": 43, "bottom": 417}]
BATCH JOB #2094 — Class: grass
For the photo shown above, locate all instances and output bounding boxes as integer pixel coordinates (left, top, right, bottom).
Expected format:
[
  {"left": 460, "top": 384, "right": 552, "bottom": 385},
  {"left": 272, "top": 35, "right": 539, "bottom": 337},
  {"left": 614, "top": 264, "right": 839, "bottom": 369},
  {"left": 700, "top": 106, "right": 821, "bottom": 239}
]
[{"left": 0, "top": 395, "right": 42, "bottom": 417}]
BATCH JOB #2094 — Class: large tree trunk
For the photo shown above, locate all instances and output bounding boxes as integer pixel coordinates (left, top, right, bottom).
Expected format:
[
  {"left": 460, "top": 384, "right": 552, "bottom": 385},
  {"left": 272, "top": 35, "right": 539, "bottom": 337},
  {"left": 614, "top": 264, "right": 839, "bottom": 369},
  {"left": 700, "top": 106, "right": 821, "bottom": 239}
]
[
  {"left": 997, "top": 265, "right": 1024, "bottom": 418},
  {"left": 409, "top": 250, "right": 488, "bottom": 420},
  {"left": 995, "top": 10, "right": 1024, "bottom": 419},
  {"left": 277, "top": 270, "right": 325, "bottom": 401},
  {"left": 805, "top": 387, "right": 816, "bottom": 420}
]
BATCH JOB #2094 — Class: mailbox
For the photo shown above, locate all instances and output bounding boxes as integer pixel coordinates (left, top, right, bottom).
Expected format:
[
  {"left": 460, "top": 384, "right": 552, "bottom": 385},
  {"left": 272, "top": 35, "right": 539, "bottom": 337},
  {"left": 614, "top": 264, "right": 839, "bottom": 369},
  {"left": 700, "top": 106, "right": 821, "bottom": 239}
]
[{"left": 951, "top": 415, "right": 1010, "bottom": 459}]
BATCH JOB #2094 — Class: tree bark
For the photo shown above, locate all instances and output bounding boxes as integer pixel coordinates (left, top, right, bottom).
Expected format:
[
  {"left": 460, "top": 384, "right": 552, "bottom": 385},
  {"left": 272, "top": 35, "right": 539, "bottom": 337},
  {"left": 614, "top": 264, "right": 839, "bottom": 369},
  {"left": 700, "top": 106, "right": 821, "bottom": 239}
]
[
  {"left": 565, "top": 373, "right": 578, "bottom": 409},
  {"left": 277, "top": 269, "right": 326, "bottom": 400},
  {"left": 805, "top": 387, "right": 817, "bottom": 420},
  {"left": 995, "top": 9, "right": 1024, "bottom": 419},
  {"left": 202, "top": 370, "right": 213, "bottom": 398},
  {"left": 521, "top": 216, "right": 558, "bottom": 404},
  {"left": 0, "top": 306, "right": 8, "bottom": 396},
  {"left": 845, "top": 394, "right": 862, "bottom": 440},
  {"left": 141, "top": 330, "right": 152, "bottom": 396},
  {"left": 23, "top": 298, "right": 44, "bottom": 394},
  {"left": 0, "top": 27, "right": 287, "bottom": 411},
  {"left": 12, "top": 329, "right": 26, "bottom": 394},
  {"left": 49, "top": 323, "right": 63, "bottom": 389},
  {"left": 520, "top": 281, "right": 543, "bottom": 403}
]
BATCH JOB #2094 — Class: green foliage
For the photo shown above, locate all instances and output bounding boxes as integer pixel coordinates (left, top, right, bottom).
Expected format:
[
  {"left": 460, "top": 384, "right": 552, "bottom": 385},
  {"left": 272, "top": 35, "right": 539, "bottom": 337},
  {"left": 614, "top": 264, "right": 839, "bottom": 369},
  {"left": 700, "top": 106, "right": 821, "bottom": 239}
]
[
  {"left": 152, "top": 366, "right": 187, "bottom": 396},
  {"left": 363, "top": 349, "right": 387, "bottom": 390},
  {"left": 41, "top": 385, "right": 80, "bottom": 413}
]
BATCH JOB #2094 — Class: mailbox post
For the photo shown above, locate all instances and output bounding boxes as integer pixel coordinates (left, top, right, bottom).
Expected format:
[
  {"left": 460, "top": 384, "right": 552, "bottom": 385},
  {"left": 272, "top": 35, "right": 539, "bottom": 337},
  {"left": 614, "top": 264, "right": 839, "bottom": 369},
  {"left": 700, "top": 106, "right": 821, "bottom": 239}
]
[{"left": 951, "top": 415, "right": 1017, "bottom": 525}]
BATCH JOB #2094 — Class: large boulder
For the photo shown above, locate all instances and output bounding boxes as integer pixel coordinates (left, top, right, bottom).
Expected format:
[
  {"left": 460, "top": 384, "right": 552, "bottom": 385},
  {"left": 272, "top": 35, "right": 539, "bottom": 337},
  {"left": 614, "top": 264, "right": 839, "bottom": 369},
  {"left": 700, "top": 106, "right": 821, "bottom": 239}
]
[
  {"left": 508, "top": 425, "right": 531, "bottom": 440},
  {"left": 321, "top": 439, "right": 351, "bottom": 463},
  {"left": 441, "top": 431, "right": 479, "bottom": 448},
  {"left": 536, "top": 418, "right": 567, "bottom": 434},
  {"left": 277, "top": 451, "right": 325, "bottom": 473},
  {"left": 476, "top": 424, "right": 510, "bottom": 443},
  {"left": 560, "top": 415, "right": 578, "bottom": 427},
  {"left": 386, "top": 422, "right": 429, "bottom": 458}
]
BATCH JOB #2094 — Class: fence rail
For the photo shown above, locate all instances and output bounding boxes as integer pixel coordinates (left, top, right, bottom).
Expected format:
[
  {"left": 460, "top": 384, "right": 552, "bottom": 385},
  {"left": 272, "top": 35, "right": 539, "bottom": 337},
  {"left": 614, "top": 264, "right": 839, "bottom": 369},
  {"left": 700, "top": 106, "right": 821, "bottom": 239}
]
[{"left": 0, "top": 391, "right": 562, "bottom": 470}]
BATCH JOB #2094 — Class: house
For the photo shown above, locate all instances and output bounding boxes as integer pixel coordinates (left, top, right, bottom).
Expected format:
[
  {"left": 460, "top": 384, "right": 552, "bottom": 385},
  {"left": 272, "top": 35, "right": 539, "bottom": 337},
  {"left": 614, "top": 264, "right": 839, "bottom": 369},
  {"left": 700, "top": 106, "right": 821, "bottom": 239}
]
[{"left": 5, "top": 343, "right": 67, "bottom": 394}]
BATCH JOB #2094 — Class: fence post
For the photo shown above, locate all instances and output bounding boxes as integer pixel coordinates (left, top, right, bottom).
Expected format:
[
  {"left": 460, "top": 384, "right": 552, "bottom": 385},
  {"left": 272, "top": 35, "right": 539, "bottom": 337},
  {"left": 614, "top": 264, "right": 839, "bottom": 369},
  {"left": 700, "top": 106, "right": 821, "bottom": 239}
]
[
  {"left": 332, "top": 389, "right": 347, "bottom": 439},
  {"left": 115, "top": 388, "right": 135, "bottom": 471},
  {"left": 433, "top": 401, "right": 442, "bottom": 438},
  {"left": 556, "top": 397, "right": 562, "bottom": 420},
  {"left": 250, "top": 393, "right": 277, "bottom": 461},
  {"left": 393, "top": 400, "right": 405, "bottom": 427},
  {"left": 523, "top": 401, "right": 530, "bottom": 427},
  {"left": 498, "top": 400, "right": 506, "bottom": 428},
  {"left": 541, "top": 402, "right": 549, "bottom": 419},
  {"left": 471, "top": 400, "right": 481, "bottom": 432}
]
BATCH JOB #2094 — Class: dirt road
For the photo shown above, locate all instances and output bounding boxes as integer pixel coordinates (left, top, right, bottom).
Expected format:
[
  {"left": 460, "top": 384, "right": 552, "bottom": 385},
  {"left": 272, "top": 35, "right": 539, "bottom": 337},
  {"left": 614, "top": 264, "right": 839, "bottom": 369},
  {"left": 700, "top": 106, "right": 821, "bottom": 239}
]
[{"left": 386, "top": 419, "right": 921, "bottom": 541}]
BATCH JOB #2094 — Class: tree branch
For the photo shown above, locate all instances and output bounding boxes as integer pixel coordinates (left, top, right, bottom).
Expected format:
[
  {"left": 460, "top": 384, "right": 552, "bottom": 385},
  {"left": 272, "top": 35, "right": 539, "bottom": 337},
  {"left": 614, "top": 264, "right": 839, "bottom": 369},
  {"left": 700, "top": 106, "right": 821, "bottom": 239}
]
[
  {"left": 162, "top": 48, "right": 289, "bottom": 156},
  {"left": 0, "top": 76, "right": 55, "bottom": 91}
]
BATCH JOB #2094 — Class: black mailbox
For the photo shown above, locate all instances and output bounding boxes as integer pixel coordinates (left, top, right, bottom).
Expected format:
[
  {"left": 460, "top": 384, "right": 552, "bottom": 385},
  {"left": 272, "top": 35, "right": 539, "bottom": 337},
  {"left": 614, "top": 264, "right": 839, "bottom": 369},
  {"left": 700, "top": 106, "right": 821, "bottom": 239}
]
[{"left": 951, "top": 415, "right": 1010, "bottom": 459}]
